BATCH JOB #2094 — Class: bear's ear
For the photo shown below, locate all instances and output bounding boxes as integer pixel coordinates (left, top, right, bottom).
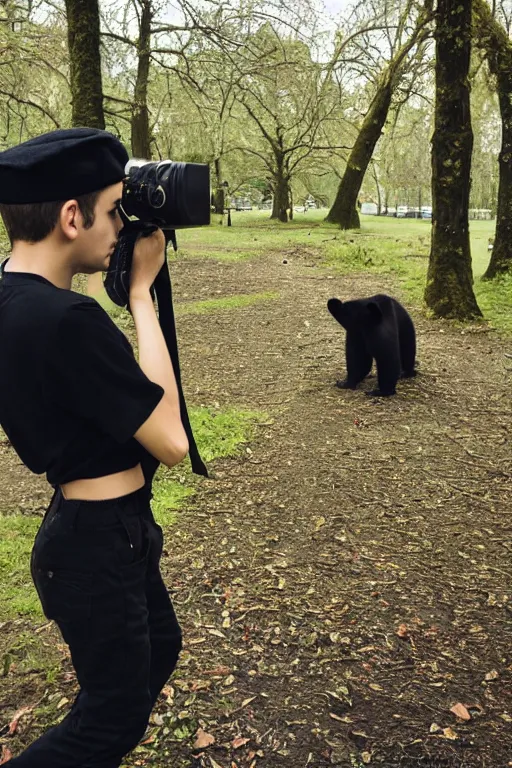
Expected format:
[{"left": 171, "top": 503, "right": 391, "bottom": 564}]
[
  {"left": 367, "top": 301, "right": 383, "bottom": 323},
  {"left": 327, "top": 298, "right": 346, "bottom": 324}
]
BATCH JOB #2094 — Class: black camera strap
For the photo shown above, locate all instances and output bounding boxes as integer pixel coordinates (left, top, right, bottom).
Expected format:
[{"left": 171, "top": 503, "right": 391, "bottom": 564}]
[
  {"left": 104, "top": 221, "right": 208, "bottom": 484},
  {"left": 153, "top": 238, "right": 208, "bottom": 480}
]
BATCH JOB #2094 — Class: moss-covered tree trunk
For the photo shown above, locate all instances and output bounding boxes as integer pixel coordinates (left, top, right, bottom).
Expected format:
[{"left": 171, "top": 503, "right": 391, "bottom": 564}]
[
  {"left": 326, "top": 2, "right": 433, "bottom": 230},
  {"left": 65, "top": 0, "right": 105, "bottom": 128},
  {"left": 474, "top": 0, "right": 512, "bottom": 279},
  {"left": 325, "top": 81, "right": 392, "bottom": 229},
  {"left": 425, "top": 0, "right": 481, "bottom": 319},
  {"left": 131, "top": 0, "right": 152, "bottom": 158}
]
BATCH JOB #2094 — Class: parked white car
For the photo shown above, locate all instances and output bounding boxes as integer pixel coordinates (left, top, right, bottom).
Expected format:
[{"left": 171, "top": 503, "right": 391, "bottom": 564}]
[{"left": 361, "top": 202, "right": 378, "bottom": 215}]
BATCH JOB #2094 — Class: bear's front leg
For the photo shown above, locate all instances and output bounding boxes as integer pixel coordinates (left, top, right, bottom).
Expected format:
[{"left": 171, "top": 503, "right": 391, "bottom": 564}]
[{"left": 336, "top": 378, "right": 360, "bottom": 390}]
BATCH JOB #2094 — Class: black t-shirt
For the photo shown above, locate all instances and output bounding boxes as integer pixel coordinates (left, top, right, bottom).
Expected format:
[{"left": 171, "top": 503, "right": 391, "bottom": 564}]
[{"left": 0, "top": 271, "right": 164, "bottom": 486}]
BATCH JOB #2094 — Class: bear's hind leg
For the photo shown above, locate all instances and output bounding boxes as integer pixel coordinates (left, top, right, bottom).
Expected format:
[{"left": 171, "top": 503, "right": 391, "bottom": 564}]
[
  {"left": 367, "top": 351, "right": 401, "bottom": 397},
  {"left": 337, "top": 331, "right": 372, "bottom": 389}
]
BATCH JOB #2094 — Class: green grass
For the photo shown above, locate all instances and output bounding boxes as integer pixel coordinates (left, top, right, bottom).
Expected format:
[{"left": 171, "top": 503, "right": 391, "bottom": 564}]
[
  {"left": 475, "top": 273, "right": 512, "bottom": 334},
  {"left": 176, "top": 291, "right": 279, "bottom": 315},
  {"left": 0, "top": 515, "right": 41, "bottom": 618},
  {"left": 178, "top": 212, "right": 507, "bottom": 328},
  {"left": 92, "top": 286, "right": 279, "bottom": 322},
  {"left": 0, "top": 406, "right": 266, "bottom": 619},
  {"left": 151, "top": 406, "right": 267, "bottom": 527}
]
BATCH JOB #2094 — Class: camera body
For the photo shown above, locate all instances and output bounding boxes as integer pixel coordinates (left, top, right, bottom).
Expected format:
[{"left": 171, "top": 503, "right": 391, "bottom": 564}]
[{"left": 121, "top": 159, "right": 211, "bottom": 229}]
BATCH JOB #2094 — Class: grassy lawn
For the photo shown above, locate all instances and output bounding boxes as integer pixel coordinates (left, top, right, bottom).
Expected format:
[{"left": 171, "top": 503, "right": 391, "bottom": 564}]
[
  {"left": 178, "top": 211, "right": 510, "bottom": 332},
  {"left": 186, "top": 208, "right": 494, "bottom": 275}
]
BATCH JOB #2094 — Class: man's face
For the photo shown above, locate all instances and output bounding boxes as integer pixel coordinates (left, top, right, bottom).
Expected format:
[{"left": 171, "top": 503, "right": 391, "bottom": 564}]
[{"left": 74, "top": 182, "right": 123, "bottom": 274}]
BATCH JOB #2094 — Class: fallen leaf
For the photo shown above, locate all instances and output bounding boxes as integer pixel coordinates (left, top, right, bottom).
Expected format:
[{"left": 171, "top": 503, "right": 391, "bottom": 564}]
[
  {"left": 369, "top": 683, "right": 384, "bottom": 691},
  {"left": 205, "top": 665, "right": 231, "bottom": 676},
  {"left": 223, "top": 674, "right": 235, "bottom": 687},
  {"left": 500, "top": 713, "right": 512, "bottom": 722},
  {"left": 8, "top": 706, "right": 32, "bottom": 735},
  {"left": 241, "top": 696, "right": 257, "bottom": 707},
  {"left": 190, "top": 680, "right": 212, "bottom": 692},
  {"left": 0, "top": 747, "right": 13, "bottom": 765},
  {"left": 450, "top": 703, "right": 471, "bottom": 721},
  {"left": 361, "top": 752, "right": 372, "bottom": 764},
  {"left": 210, "top": 758, "right": 225, "bottom": 768},
  {"left": 208, "top": 629, "right": 226, "bottom": 639},
  {"left": 441, "top": 727, "right": 458, "bottom": 740},
  {"left": 194, "top": 728, "right": 215, "bottom": 749},
  {"left": 485, "top": 670, "right": 499, "bottom": 681},
  {"left": 315, "top": 516, "right": 326, "bottom": 531},
  {"left": 429, "top": 723, "right": 441, "bottom": 733},
  {"left": 232, "top": 736, "right": 250, "bottom": 749},
  {"left": 57, "top": 697, "right": 69, "bottom": 710},
  {"left": 329, "top": 712, "right": 352, "bottom": 722},
  {"left": 396, "top": 623, "right": 409, "bottom": 639}
]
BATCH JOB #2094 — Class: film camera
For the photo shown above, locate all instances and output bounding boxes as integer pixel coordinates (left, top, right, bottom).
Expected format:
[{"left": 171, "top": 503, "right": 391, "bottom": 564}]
[
  {"left": 104, "top": 158, "right": 210, "bottom": 306},
  {"left": 121, "top": 158, "right": 211, "bottom": 229}
]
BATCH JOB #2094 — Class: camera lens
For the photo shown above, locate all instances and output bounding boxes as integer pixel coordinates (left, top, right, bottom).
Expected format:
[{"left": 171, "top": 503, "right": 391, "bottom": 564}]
[{"left": 149, "top": 185, "right": 165, "bottom": 209}]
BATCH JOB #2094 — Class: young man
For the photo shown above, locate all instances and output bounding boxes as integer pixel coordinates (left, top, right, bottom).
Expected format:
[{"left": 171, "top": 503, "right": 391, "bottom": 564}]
[{"left": 0, "top": 128, "right": 189, "bottom": 767}]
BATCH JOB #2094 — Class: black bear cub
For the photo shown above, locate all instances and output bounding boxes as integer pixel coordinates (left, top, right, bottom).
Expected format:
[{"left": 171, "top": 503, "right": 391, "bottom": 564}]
[{"left": 327, "top": 294, "right": 416, "bottom": 397}]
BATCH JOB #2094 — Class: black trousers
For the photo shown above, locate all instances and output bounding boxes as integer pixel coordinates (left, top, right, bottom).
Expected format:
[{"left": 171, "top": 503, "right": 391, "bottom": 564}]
[{"left": 8, "top": 486, "right": 182, "bottom": 767}]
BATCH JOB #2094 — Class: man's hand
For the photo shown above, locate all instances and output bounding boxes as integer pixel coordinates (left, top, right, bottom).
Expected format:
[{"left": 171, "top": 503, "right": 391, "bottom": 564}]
[{"left": 129, "top": 228, "right": 166, "bottom": 299}]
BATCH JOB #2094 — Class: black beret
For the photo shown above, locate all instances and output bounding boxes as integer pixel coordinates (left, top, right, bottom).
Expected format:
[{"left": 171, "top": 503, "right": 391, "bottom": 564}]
[{"left": 0, "top": 128, "right": 129, "bottom": 204}]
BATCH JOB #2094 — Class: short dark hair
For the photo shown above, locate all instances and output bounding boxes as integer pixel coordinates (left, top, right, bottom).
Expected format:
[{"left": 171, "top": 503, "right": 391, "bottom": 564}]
[{"left": 0, "top": 190, "right": 101, "bottom": 244}]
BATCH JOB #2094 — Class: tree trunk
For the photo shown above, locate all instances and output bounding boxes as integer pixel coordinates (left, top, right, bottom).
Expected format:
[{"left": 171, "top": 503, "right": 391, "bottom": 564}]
[
  {"left": 474, "top": 0, "right": 512, "bottom": 279},
  {"left": 326, "top": 81, "right": 393, "bottom": 229},
  {"left": 271, "top": 189, "right": 278, "bottom": 219},
  {"left": 65, "top": 0, "right": 105, "bottom": 129},
  {"left": 212, "top": 158, "right": 224, "bottom": 216},
  {"left": 326, "top": 2, "right": 434, "bottom": 229},
  {"left": 425, "top": 0, "right": 481, "bottom": 319},
  {"left": 373, "top": 164, "right": 382, "bottom": 215},
  {"left": 270, "top": 156, "right": 289, "bottom": 222},
  {"left": 131, "top": 0, "right": 152, "bottom": 158}
]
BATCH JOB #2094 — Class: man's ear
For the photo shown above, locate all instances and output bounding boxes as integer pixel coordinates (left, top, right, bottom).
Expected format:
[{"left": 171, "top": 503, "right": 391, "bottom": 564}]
[{"left": 59, "top": 200, "right": 80, "bottom": 241}]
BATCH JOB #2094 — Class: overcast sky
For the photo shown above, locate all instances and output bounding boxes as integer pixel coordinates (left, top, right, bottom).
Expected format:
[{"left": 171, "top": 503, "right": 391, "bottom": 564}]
[
  {"left": 319, "top": 0, "right": 355, "bottom": 32},
  {"left": 324, "top": 0, "right": 352, "bottom": 11}
]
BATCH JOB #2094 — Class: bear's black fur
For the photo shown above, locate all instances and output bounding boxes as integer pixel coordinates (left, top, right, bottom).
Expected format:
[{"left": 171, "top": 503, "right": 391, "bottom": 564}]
[{"left": 327, "top": 293, "right": 416, "bottom": 397}]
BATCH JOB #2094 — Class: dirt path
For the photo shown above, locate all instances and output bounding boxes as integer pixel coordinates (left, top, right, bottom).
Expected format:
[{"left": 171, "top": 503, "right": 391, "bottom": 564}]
[{"left": 2, "top": 250, "right": 511, "bottom": 767}]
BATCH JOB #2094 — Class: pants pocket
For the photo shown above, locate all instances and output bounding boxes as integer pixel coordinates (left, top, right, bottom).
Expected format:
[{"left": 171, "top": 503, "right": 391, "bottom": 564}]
[
  {"left": 115, "top": 514, "right": 150, "bottom": 568},
  {"left": 34, "top": 567, "right": 93, "bottom": 622}
]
